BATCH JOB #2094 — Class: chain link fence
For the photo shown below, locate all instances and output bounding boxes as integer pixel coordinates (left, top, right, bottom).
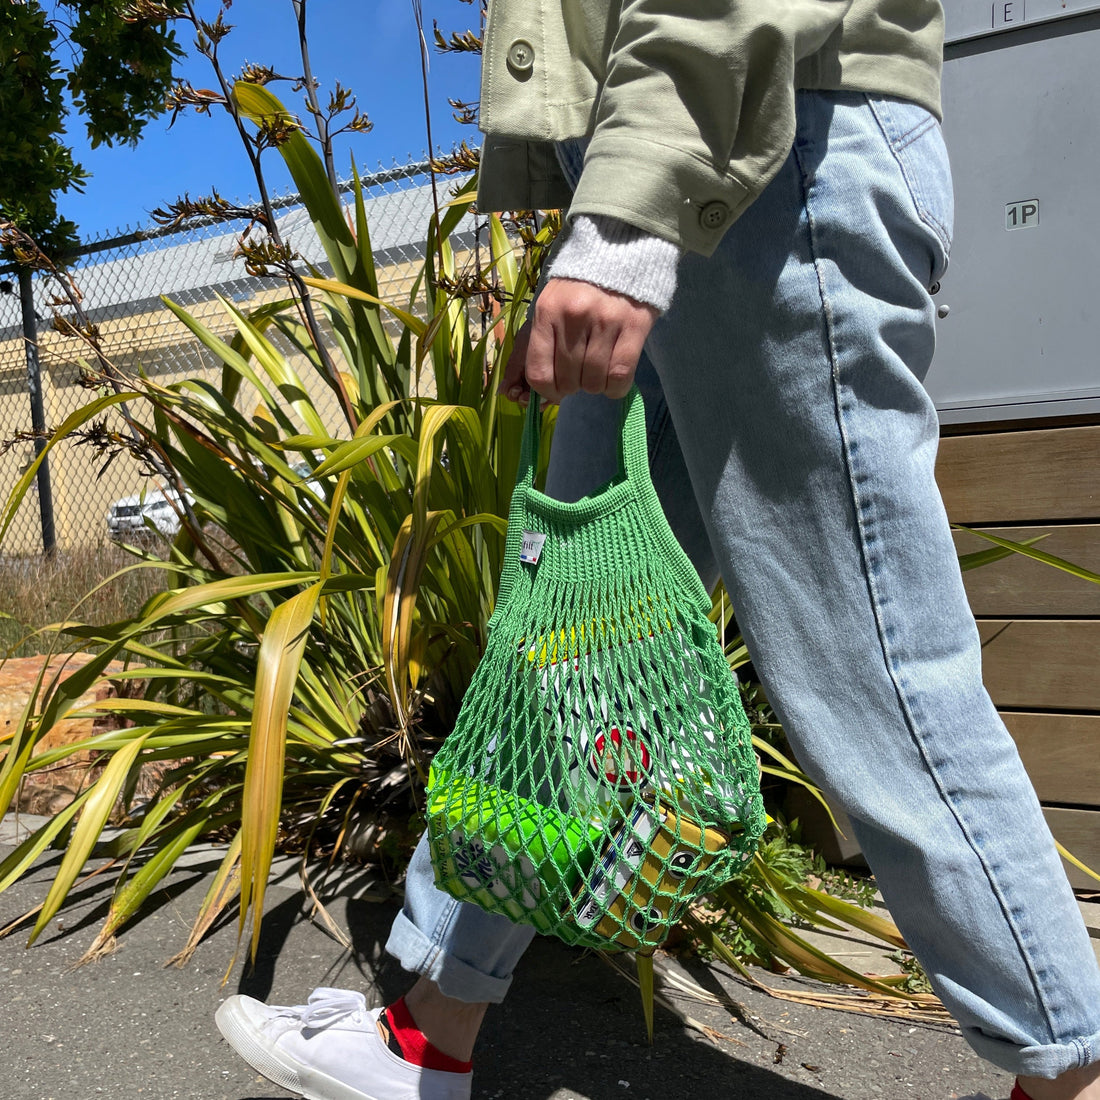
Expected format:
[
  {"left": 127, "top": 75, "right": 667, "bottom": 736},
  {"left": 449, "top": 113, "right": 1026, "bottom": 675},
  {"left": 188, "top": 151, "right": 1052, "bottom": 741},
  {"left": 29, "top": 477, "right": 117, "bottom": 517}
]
[{"left": 0, "top": 159, "right": 481, "bottom": 558}]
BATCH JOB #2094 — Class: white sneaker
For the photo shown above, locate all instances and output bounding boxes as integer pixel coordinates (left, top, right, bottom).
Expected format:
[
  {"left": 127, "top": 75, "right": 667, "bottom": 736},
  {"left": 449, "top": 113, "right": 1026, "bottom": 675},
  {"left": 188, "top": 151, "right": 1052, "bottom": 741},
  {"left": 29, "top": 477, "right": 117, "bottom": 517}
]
[{"left": 215, "top": 987, "right": 473, "bottom": 1100}]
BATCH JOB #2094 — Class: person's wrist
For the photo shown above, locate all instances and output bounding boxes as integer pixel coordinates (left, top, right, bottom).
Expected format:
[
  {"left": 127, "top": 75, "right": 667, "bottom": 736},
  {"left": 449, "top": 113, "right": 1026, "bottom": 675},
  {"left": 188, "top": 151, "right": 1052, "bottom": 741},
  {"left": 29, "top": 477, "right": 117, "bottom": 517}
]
[{"left": 548, "top": 214, "right": 682, "bottom": 313}]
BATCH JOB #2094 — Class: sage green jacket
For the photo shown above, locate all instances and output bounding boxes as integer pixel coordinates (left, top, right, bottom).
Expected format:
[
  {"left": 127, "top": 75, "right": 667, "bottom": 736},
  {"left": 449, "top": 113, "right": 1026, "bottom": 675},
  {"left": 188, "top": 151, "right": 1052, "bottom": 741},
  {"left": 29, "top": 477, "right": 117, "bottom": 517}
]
[{"left": 477, "top": 0, "right": 944, "bottom": 255}]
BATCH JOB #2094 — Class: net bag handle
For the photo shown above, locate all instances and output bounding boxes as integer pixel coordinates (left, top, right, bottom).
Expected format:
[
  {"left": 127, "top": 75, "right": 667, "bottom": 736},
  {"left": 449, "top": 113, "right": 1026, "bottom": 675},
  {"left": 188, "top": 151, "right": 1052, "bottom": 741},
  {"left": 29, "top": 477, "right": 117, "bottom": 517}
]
[
  {"left": 513, "top": 387, "right": 650, "bottom": 492},
  {"left": 492, "top": 388, "right": 710, "bottom": 629}
]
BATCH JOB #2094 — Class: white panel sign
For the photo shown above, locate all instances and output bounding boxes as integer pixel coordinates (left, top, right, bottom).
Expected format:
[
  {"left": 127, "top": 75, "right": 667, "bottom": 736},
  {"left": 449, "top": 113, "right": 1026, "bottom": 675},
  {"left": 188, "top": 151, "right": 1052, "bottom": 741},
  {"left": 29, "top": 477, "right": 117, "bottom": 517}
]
[
  {"left": 1005, "top": 199, "right": 1040, "bottom": 230},
  {"left": 944, "top": 0, "right": 1100, "bottom": 43},
  {"left": 992, "top": 1, "right": 1027, "bottom": 29}
]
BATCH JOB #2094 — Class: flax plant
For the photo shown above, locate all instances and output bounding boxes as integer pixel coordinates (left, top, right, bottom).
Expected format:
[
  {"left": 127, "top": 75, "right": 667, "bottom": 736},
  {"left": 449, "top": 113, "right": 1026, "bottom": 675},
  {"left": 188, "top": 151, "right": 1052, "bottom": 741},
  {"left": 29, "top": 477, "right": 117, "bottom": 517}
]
[
  {"left": 0, "top": 71, "right": 893, "bottom": 979},
  {"left": 0, "top": 69, "right": 1019, "bottom": 997},
  {"left": 0, "top": 76, "right": 552, "bottom": 965}
]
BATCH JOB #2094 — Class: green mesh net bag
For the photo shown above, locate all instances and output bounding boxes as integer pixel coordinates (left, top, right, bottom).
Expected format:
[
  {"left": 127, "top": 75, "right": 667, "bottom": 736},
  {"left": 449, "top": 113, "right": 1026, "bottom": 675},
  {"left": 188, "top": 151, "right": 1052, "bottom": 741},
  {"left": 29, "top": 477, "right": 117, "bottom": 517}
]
[{"left": 427, "top": 388, "right": 765, "bottom": 952}]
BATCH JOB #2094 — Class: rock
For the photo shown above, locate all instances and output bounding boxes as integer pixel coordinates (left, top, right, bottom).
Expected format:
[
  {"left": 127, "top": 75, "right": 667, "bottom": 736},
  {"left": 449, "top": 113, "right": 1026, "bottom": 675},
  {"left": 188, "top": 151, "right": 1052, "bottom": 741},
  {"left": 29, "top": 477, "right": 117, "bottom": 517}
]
[{"left": 0, "top": 654, "right": 126, "bottom": 815}]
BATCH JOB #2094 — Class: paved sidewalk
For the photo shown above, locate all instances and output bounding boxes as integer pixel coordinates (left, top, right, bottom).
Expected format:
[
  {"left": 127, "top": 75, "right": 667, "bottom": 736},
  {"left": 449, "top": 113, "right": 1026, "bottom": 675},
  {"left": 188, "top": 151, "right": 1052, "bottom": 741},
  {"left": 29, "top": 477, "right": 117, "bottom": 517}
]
[{"left": 0, "top": 816, "right": 1089, "bottom": 1100}]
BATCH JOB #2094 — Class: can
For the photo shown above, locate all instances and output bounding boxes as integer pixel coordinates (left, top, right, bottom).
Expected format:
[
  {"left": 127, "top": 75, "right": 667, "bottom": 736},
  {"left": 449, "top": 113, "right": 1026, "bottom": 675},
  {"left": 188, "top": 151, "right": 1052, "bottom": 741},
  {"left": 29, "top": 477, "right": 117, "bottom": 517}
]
[
  {"left": 528, "top": 644, "right": 657, "bottom": 824},
  {"left": 568, "top": 801, "right": 730, "bottom": 950}
]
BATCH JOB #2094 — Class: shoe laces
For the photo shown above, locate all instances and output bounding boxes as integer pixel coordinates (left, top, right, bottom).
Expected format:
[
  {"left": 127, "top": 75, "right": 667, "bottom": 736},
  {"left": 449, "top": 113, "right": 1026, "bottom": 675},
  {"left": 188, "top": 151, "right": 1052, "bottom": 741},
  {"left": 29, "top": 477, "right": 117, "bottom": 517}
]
[{"left": 273, "top": 987, "right": 368, "bottom": 1031}]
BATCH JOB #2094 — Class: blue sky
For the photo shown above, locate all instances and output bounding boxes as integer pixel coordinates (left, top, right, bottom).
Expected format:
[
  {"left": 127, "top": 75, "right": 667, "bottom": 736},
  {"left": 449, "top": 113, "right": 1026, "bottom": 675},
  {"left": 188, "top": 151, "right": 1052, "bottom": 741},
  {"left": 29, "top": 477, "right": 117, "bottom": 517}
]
[{"left": 53, "top": 1, "right": 483, "bottom": 241}]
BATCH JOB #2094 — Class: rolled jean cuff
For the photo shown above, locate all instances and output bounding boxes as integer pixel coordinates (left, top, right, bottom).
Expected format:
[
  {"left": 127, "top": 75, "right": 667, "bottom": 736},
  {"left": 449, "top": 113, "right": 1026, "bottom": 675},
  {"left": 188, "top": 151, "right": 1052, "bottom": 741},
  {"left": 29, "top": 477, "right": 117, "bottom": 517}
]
[
  {"left": 384, "top": 907, "right": 531, "bottom": 1003},
  {"left": 965, "top": 1028, "right": 1097, "bottom": 1079}
]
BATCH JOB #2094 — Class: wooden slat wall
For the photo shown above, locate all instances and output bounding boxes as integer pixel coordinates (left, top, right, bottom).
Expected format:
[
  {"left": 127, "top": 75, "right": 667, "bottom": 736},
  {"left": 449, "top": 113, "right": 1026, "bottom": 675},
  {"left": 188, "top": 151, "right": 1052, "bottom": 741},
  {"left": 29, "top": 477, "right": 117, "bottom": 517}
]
[
  {"left": 937, "top": 425, "right": 1100, "bottom": 522},
  {"left": 1006, "top": 713, "right": 1100, "bottom": 805},
  {"left": 976, "top": 621, "right": 1100, "bottom": 711},
  {"left": 1043, "top": 809, "right": 1100, "bottom": 891},
  {"left": 938, "top": 423, "right": 1100, "bottom": 892}
]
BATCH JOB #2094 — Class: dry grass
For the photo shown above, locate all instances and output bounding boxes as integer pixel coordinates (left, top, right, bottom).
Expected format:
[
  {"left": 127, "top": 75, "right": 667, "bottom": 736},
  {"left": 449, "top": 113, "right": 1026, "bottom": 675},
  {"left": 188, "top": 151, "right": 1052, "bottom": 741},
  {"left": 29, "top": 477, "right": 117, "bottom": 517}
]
[{"left": 0, "top": 542, "right": 167, "bottom": 657}]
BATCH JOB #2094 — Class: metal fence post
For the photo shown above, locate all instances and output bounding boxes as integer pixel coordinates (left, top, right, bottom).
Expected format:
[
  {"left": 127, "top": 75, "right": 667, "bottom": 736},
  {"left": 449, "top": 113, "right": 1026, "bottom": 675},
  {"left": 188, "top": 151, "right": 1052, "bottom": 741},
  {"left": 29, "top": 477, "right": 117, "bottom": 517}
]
[{"left": 18, "top": 266, "right": 55, "bottom": 556}]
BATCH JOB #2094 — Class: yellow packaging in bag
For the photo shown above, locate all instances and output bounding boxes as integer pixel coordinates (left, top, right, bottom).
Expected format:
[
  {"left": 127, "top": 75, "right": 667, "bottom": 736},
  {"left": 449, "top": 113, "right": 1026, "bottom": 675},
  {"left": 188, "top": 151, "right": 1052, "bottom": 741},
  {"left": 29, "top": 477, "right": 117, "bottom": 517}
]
[{"left": 569, "top": 801, "right": 729, "bottom": 950}]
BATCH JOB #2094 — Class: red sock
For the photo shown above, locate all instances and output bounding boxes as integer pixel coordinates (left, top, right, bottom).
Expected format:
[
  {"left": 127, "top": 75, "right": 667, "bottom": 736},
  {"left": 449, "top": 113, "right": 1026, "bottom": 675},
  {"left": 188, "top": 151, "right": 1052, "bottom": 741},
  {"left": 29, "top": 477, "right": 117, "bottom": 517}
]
[
  {"left": 383, "top": 996, "right": 473, "bottom": 1074},
  {"left": 1012, "top": 1083, "right": 1035, "bottom": 1100}
]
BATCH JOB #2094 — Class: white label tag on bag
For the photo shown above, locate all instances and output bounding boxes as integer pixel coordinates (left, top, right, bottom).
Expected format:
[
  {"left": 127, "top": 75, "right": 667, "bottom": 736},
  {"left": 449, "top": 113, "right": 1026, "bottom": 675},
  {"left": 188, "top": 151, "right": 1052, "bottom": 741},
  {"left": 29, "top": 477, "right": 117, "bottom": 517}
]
[{"left": 520, "top": 531, "right": 547, "bottom": 565}]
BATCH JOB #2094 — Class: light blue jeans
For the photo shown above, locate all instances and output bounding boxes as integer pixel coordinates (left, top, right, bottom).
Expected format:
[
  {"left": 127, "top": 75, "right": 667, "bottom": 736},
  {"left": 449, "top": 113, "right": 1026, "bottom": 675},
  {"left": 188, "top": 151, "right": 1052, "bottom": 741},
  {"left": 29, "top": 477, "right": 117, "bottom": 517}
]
[{"left": 386, "top": 91, "right": 1100, "bottom": 1079}]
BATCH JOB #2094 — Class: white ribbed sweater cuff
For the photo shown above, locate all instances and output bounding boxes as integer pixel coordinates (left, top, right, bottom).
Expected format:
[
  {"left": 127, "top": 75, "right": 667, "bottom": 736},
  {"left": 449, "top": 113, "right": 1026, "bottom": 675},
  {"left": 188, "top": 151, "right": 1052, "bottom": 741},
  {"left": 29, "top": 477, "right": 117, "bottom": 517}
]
[{"left": 547, "top": 214, "right": 682, "bottom": 313}]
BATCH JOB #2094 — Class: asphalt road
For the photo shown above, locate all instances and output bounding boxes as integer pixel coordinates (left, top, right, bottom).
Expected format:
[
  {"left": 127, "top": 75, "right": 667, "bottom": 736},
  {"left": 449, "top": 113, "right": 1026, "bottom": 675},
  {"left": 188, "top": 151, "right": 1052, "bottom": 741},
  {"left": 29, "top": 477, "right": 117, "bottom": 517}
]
[{"left": 0, "top": 825, "right": 1016, "bottom": 1100}]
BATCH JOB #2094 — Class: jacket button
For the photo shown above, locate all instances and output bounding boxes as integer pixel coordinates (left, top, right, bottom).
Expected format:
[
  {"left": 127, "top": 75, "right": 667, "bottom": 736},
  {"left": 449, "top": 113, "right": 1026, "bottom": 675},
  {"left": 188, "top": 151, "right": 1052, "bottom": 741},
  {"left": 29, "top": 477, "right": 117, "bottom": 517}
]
[
  {"left": 507, "top": 39, "right": 535, "bottom": 72},
  {"left": 699, "top": 201, "right": 730, "bottom": 230}
]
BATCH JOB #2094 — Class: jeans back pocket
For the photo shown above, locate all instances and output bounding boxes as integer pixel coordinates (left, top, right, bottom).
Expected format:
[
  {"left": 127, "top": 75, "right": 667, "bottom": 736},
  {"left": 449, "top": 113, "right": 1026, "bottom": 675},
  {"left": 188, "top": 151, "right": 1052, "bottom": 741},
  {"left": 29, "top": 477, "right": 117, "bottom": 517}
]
[{"left": 866, "top": 94, "right": 954, "bottom": 285}]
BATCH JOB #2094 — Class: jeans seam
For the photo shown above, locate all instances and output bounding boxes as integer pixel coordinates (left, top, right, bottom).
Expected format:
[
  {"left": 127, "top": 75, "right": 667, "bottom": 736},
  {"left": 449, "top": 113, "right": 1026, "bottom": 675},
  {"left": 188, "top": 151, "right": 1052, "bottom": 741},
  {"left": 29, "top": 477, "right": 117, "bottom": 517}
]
[
  {"left": 890, "top": 114, "right": 938, "bottom": 153},
  {"left": 790, "top": 134, "right": 1065, "bottom": 1048},
  {"left": 423, "top": 896, "right": 462, "bottom": 971}
]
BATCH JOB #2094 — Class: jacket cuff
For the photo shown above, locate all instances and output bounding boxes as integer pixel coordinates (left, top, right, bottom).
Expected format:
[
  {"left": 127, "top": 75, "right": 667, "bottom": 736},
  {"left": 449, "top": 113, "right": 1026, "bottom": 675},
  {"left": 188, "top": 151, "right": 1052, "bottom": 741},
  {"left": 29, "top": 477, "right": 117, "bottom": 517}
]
[{"left": 547, "top": 214, "right": 683, "bottom": 313}]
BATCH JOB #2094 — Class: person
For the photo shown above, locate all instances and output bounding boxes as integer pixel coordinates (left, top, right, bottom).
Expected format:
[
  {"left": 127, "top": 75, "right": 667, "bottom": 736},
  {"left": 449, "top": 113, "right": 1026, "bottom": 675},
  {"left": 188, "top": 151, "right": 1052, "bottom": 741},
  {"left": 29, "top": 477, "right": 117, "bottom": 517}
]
[{"left": 214, "top": 3, "right": 1100, "bottom": 1099}]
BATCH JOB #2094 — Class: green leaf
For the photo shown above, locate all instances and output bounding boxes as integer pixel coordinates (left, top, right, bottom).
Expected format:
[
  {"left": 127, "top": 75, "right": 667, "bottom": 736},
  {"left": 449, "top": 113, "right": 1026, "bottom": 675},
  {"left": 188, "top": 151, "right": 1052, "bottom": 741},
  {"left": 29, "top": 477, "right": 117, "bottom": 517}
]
[
  {"left": 957, "top": 533, "right": 1047, "bottom": 572},
  {"left": 239, "top": 582, "right": 323, "bottom": 960},
  {"left": 28, "top": 733, "right": 151, "bottom": 945},
  {"left": 301, "top": 275, "right": 428, "bottom": 336},
  {"left": 232, "top": 83, "right": 357, "bottom": 282},
  {"left": 0, "top": 792, "right": 92, "bottom": 895},
  {"left": 82, "top": 803, "right": 224, "bottom": 961},
  {"left": 958, "top": 545, "right": 1023, "bottom": 571},
  {"left": 953, "top": 525, "right": 1100, "bottom": 584},
  {"left": 140, "top": 572, "right": 317, "bottom": 626}
]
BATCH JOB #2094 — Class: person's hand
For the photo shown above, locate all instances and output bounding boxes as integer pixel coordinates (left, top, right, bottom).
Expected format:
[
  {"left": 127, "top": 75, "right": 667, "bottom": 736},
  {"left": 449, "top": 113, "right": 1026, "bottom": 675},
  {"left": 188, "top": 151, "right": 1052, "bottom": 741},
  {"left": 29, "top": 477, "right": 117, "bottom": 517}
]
[{"left": 499, "top": 278, "right": 658, "bottom": 405}]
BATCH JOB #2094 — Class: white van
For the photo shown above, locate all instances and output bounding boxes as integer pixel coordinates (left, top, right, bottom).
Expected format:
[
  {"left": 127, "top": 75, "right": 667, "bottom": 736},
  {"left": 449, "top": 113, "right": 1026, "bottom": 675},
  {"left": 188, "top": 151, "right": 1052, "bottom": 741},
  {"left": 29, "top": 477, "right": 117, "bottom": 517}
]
[
  {"left": 106, "top": 463, "right": 325, "bottom": 542},
  {"left": 106, "top": 487, "right": 189, "bottom": 540}
]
